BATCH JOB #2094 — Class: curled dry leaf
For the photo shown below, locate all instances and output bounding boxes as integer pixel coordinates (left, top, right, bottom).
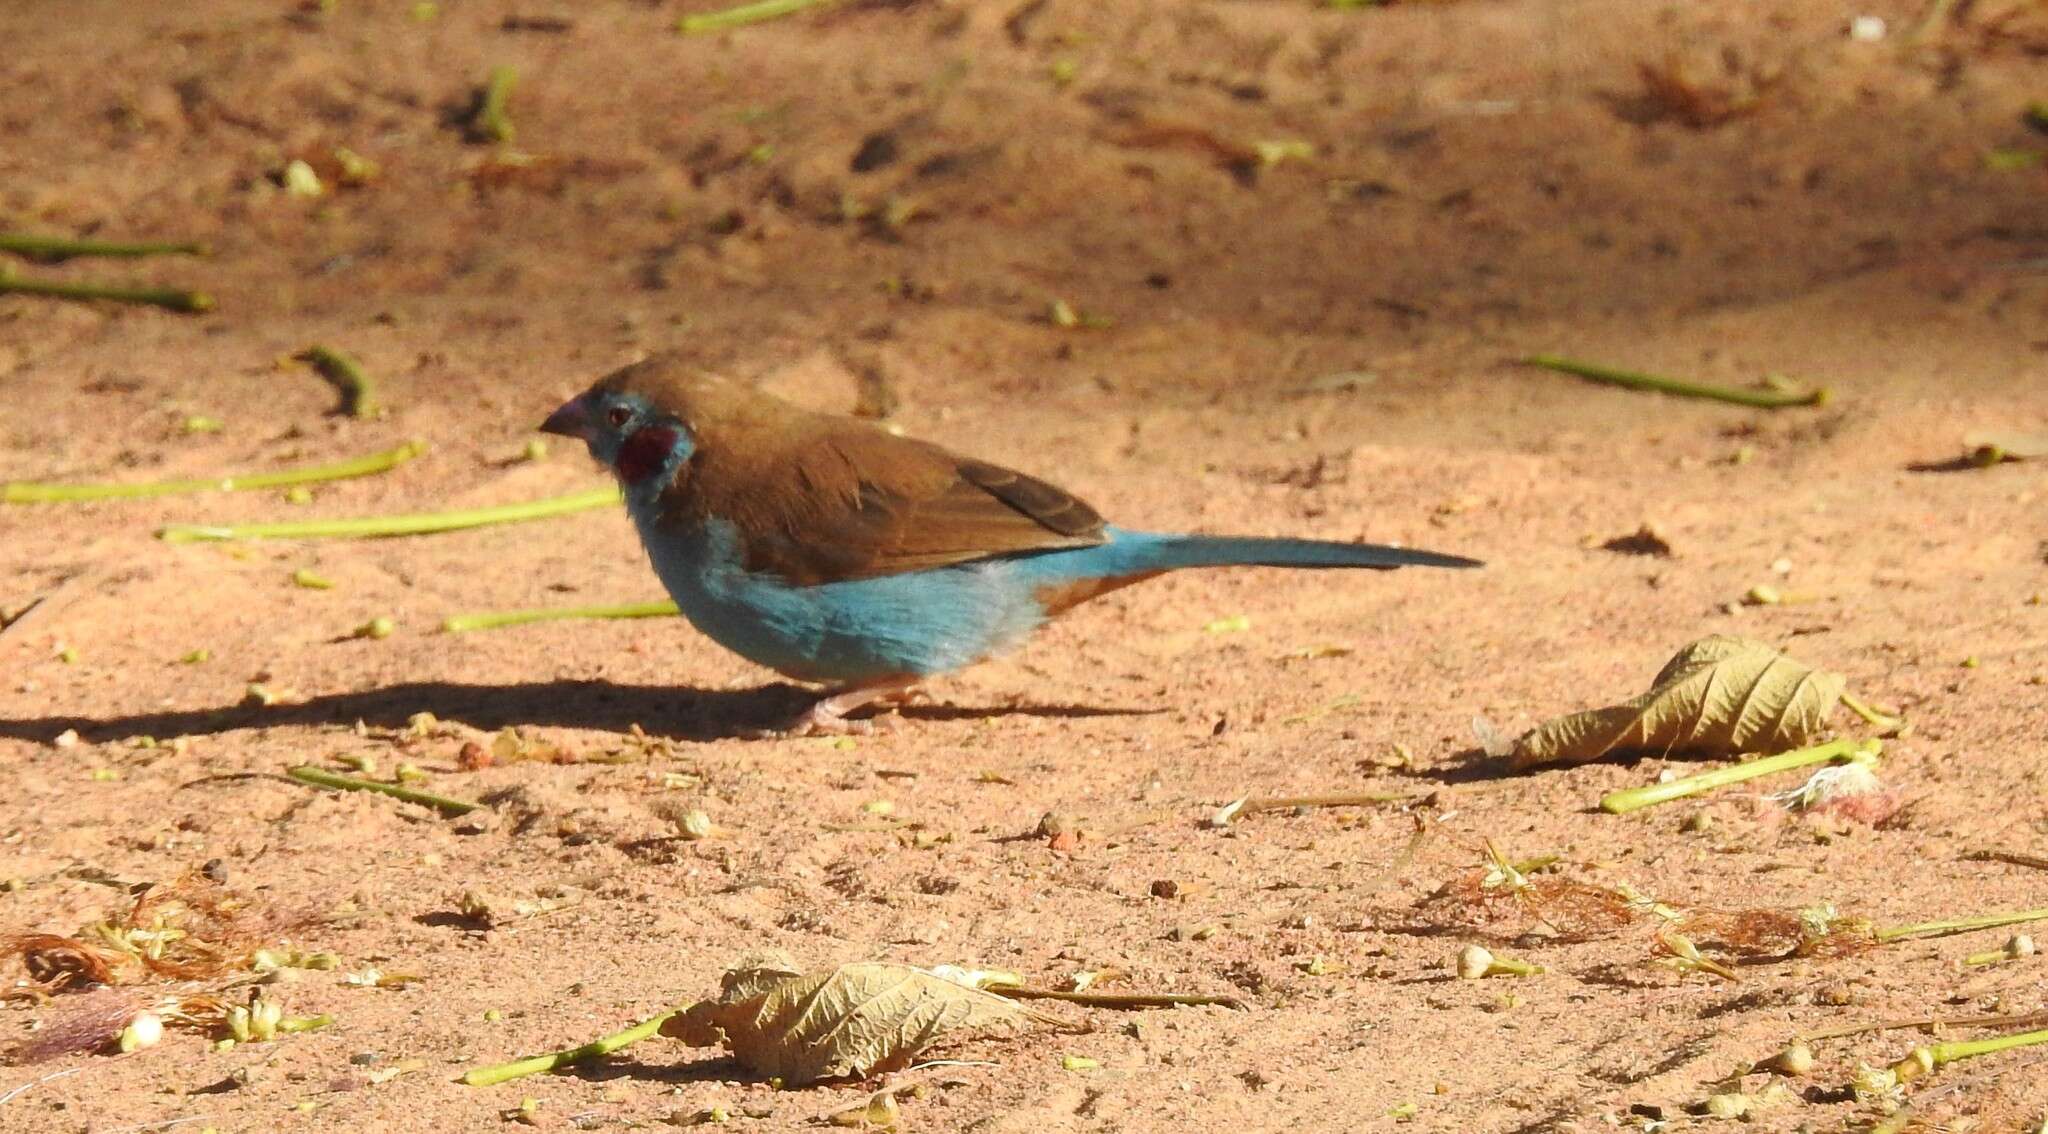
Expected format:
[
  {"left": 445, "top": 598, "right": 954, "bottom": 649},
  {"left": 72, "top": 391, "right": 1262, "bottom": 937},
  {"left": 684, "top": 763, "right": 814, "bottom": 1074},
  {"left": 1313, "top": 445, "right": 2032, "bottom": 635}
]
[
  {"left": 660, "top": 950, "right": 1046, "bottom": 1086},
  {"left": 1511, "top": 635, "right": 1843, "bottom": 768}
]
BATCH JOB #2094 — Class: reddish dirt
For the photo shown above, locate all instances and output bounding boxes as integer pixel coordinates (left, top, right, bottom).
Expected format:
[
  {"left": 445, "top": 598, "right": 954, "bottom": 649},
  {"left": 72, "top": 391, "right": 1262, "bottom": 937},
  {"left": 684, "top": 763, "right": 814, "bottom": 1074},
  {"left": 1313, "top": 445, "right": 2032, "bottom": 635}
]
[{"left": 3, "top": 1, "right": 2046, "bottom": 1131}]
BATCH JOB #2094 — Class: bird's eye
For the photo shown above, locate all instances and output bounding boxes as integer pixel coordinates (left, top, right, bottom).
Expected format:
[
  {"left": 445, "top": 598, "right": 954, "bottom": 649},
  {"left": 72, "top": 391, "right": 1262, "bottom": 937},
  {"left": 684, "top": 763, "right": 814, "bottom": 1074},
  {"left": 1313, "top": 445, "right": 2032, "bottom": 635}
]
[{"left": 606, "top": 406, "right": 632, "bottom": 428}]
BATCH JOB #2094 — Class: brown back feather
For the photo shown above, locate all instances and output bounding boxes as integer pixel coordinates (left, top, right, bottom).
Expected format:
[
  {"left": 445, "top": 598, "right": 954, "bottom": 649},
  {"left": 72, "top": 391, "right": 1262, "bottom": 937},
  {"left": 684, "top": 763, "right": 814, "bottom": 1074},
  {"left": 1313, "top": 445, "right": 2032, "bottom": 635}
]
[{"left": 595, "top": 355, "right": 1107, "bottom": 585}]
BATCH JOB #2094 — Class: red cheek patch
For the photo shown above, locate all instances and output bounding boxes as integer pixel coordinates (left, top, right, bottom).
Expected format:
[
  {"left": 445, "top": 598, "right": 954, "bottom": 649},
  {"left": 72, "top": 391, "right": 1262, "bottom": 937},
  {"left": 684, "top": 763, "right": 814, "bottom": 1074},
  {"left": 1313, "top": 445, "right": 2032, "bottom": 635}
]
[{"left": 616, "top": 425, "right": 681, "bottom": 485}]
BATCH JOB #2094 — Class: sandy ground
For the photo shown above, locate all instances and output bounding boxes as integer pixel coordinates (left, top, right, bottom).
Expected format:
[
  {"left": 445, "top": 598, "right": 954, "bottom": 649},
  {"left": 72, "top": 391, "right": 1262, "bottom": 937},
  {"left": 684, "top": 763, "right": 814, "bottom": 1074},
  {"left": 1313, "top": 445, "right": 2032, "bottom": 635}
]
[{"left": 2, "top": 1, "right": 2046, "bottom": 1131}]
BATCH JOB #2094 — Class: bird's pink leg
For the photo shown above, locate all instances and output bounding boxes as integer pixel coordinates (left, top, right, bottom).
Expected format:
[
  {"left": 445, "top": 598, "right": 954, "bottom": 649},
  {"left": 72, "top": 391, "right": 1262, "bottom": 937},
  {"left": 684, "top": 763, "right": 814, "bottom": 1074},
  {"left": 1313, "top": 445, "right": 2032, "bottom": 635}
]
[{"left": 764, "top": 675, "right": 924, "bottom": 737}]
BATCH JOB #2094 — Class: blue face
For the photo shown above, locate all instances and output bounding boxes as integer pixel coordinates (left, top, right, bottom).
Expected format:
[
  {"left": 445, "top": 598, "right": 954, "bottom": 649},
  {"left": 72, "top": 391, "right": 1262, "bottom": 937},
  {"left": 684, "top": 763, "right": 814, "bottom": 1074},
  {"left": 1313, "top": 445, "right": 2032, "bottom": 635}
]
[{"left": 541, "top": 389, "right": 696, "bottom": 489}]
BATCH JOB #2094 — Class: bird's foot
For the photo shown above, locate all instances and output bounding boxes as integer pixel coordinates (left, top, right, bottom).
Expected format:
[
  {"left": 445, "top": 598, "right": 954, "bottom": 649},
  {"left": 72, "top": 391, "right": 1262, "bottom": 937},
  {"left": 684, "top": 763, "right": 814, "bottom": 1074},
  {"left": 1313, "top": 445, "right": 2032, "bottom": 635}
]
[
  {"left": 869, "top": 685, "right": 932, "bottom": 709},
  {"left": 750, "top": 704, "right": 884, "bottom": 739},
  {"left": 748, "top": 678, "right": 921, "bottom": 739}
]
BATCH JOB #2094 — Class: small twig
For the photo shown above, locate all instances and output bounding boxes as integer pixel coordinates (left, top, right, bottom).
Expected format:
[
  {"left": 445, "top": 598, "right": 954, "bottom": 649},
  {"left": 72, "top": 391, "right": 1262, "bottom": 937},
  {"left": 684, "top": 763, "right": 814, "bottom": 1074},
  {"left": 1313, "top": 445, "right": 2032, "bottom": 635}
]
[
  {"left": 1801, "top": 1010, "right": 2048, "bottom": 1045},
  {"left": 285, "top": 766, "right": 482, "bottom": 816},
  {"left": 470, "top": 66, "right": 518, "bottom": 144},
  {"left": 1961, "top": 849, "right": 2048, "bottom": 872},
  {"left": 0, "top": 1067, "right": 82, "bottom": 1109},
  {"left": 442, "top": 600, "right": 678, "bottom": 633},
  {"left": 1211, "top": 789, "right": 1410, "bottom": 828},
  {"left": 461, "top": 1009, "right": 677, "bottom": 1087},
  {"left": 0, "top": 270, "right": 212, "bottom": 313},
  {"left": 1873, "top": 907, "right": 2048, "bottom": 945},
  {"left": 0, "top": 233, "right": 209, "bottom": 260},
  {"left": 1522, "top": 354, "right": 1828, "bottom": 409},
  {"left": 679, "top": 0, "right": 830, "bottom": 34},
  {"left": 295, "top": 345, "right": 379, "bottom": 418},
  {"left": 985, "top": 985, "right": 1245, "bottom": 1011},
  {"left": 5, "top": 442, "right": 425, "bottom": 504},
  {"left": 94, "top": 1116, "right": 226, "bottom": 1134},
  {"left": 1241, "top": 791, "right": 1412, "bottom": 813},
  {"left": 0, "top": 596, "right": 47, "bottom": 640},
  {"left": 157, "top": 485, "right": 619, "bottom": 542},
  {"left": 1600, "top": 739, "right": 1876, "bottom": 815},
  {"left": 94, "top": 1117, "right": 214, "bottom": 1134}
]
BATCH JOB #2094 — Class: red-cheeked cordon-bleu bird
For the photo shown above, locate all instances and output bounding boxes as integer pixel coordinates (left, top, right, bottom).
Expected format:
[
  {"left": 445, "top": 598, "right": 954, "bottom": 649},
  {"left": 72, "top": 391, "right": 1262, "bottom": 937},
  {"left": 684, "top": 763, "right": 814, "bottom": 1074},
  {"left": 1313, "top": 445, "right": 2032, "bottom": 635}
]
[{"left": 541, "top": 354, "right": 1481, "bottom": 735}]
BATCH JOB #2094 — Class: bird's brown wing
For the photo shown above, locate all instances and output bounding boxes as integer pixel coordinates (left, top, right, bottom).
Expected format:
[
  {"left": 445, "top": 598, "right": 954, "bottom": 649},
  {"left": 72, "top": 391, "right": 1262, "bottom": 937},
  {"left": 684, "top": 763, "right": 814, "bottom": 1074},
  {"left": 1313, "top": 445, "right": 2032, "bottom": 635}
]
[{"left": 667, "top": 418, "right": 1107, "bottom": 586}]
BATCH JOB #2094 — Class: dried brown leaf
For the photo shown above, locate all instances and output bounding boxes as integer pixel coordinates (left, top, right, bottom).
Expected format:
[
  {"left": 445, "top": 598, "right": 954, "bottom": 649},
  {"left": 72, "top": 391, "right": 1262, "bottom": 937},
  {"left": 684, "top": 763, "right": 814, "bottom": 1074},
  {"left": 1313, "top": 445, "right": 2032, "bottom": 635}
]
[
  {"left": 3, "top": 933, "right": 126, "bottom": 991},
  {"left": 1678, "top": 907, "right": 1875, "bottom": 960},
  {"left": 664, "top": 950, "right": 1040, "bottom": 1085},
  {"left": 1511, "top": 635, "right": 1844, "bottom": 768},
  {"left": 1411, "top": 869, "right": 1642, "bottom": 942}
]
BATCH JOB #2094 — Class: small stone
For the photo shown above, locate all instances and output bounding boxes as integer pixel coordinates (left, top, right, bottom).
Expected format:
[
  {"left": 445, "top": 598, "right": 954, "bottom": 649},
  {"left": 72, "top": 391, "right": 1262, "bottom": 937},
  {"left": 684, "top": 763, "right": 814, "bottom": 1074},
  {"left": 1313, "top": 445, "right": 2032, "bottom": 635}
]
[
  {"left": 1149, "top": 879, "right": 1181, "bottom": 899},
  {"left": 453, "top": 810, "right": 501, "bottom": 836},
  {"left": 677, "top": 809, "right": 715, "bottom": 841},
  {"left": 457, "top": 741, "right": 493, "bottom": 771},
  {"left": 1703, "top": 1092, "right": 1751, "bottom": 1119},
  {"left": 282, "top": 159, "right": 324, "bottom": 197}
]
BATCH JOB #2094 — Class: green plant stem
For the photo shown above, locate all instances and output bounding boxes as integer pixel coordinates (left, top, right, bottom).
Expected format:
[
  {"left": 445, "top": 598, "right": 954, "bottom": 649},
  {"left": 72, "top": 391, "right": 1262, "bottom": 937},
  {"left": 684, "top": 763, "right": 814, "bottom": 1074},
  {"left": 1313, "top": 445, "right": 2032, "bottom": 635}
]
[
  {"left": 1522, "top": 354, "right": 1827, "bottom": 409},
  {"left": 1840, "top": 690, "right": 1904, "bottom": 732},
  {"left": 442, "top": 600, "right": 679, "bottom": 633},
  {"left": 1901, "top": 1028, "right": 2048, "bottom": 1081},
  {"left": 679, "top": 0, "right": 830, "bottom": 34},
  {"left": 297, "top": 345, "right": 379, "bottom": 418},
  {"left": 0, "top": 271, "right": 212, "bottom": 313},
  {"left": 0, "top": 233, "right": 210, "bottom": 259},
  {"left": 1931, "top": 1027, "right": 2048, "bottom": 1064},
  {"left": 278, "top": 1014, "right": 335, "bottom": 1034},
  {"left": 461, "top": 1010, "right": 677, "bottom": 1087},
  {"left": 1873, "top": 908, "right": 2048, "bottom": 944},
  {"left": 285, "top": 765, "right": 482, "bottom": 816},
  {"left": 1599, "top": 739, "right": 1875, "bottom": 815},
  {"left": 158, "top": 485, "right": 620, "bottom": 542},
  {"left": 4, "top": 442, "right": 427, "bottom": 503},
  {"left": 474, "top": 66, "right": 517, "bottom": 143},
  {"left": 986, "top": 985, "right": 1245, "bottom": 1011}
]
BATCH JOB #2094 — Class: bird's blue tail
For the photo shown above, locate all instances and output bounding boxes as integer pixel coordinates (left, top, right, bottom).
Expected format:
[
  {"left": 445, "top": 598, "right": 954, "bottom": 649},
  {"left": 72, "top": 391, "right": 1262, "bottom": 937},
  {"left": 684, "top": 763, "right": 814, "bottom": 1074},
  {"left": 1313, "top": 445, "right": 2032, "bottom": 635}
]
[
  {"left": 1007, "top": 528, "right": 1479, "bottom": 616},
  {"left": 1126, "top": 529, "right": 1481, "bottom": 572},
  {"left": 1065, "top": 528, "right": 1483, "bottom": 575}
]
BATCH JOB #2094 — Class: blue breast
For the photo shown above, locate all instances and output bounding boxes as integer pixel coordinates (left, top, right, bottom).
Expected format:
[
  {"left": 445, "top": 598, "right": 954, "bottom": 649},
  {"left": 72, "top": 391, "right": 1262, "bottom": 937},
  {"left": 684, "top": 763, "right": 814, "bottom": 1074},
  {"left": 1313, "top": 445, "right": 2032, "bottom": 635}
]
[{"left": 628, "top": 509, "right": 1067, "bottom": 683}]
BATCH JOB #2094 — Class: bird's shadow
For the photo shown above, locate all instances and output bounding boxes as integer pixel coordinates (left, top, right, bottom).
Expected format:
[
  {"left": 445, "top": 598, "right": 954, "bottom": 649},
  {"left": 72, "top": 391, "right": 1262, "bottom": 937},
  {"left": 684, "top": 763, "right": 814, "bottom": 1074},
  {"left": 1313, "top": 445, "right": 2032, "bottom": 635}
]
[{"left": 0, "top": 679, "right": 1156, "bottom": 746}]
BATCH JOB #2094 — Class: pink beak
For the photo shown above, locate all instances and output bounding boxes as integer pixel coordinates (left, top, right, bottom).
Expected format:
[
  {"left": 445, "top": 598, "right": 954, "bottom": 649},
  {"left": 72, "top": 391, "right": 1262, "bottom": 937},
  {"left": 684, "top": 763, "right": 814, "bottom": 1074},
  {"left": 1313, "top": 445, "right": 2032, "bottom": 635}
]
[{"left": 539, "top": 395, "right": 592, "bottom": 440}]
